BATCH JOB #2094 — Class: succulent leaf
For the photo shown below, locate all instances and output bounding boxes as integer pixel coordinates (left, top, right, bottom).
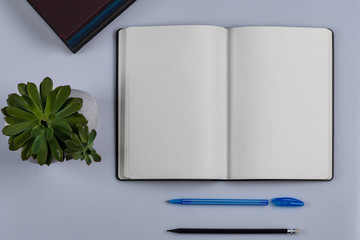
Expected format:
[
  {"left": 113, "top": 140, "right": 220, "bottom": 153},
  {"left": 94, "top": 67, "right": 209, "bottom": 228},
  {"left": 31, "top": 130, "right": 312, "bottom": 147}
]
[
  {"left": 6, "top": 106, "right": 36, "bottom": 121},
  {"left": 51, "top": 120, "right": 72, "bottom": 135},
  {"left": 32, "top": 131, "right": 45, "bottom": 154},
  {"left": 88, "top": 130, "right": 97, "bottom": 145},
  {"left": 78, "top": 125, "right": 88, "bottom": 143},
  {"left": 21, "top": 95, "right": 42, "bottom": 117},
  {"left": 85, "top": 155, "right": 92, "bottom": 165},
  {"left": 63, "top": 114, "right": 88, "bottom": 128},
  {"left": 72, "top": 152, "right": 83, "bottom": 160},
  {"left": 70, "top": 132, "right": 82, "bottom": 145},
  {"left": 65, "top": 140, "right": 82, "bottom": 150},
  {"left": 4, "top": 116, "right": 25, "bottom": 124},
  {"left": 13, "top": 128, "right": 33, "bottom": 149},
  {"left": 61, "top": 97, "right": 83, "bottom": 111},
  {"left": 64, "top": 148, "right": 79, "bottom": 154},
  {"left": 48, "top": 137, "right": 63, "bottom": 161},
  {"left": 27, "top": 82, "right": 43, "bottom": 112},
  {"left": 55, "top": 102, "right": 82, "bottom": 120},
  {"left": 8, "top": 136, "right": 17, "bottom": 151},
  {"left": 37, "top": 142, "right": 48, "bottom": 165},
  {"left": 53, "top": 86, "right": 62, "bottom": 95},
  {"left": 51, "top": 86, "right": 71, "bottom": 113},
  {"left": 1, "top": 107, "right": 10, "bottom": 117},
  {"left": 51, "top": 126, "right": 69, "bottom": 142},
  {"left": 44, "top": 90, "right": 57, "bottom": 114},
  {"left": 31, "top": 125, "right": 42, "bottom": 137},
  {"left": 7, "top": 94, "right": 29, "bottom": 112},
  {"left": 45, "top": 127, "right": 54, "bottom": 141},
  {"left": 91, "top": 152, "right": 101, "bottom": 162},
  {"left": 21, "top": 138, "right": 34, "bottom": 160},
  {"left": 2, "top": 121, "right": 36, "bottom": 136},
  {"left": 18, "top": 83, "right": 27, "bottom": 95},
  {"left": 46, "top": 149, "right": 53, "bottom": 165},
  {"left": 40, "top": 77, "right": 53, "bottom": 104}
]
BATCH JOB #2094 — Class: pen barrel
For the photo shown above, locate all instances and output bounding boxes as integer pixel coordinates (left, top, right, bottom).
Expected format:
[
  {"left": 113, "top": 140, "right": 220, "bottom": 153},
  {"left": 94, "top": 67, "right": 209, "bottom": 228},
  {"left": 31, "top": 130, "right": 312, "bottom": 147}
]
[
  {"left": 176, "top": 228, "right": 291, "bottom": 234},
  {"left": 181, "top": 199, "right": 268, "bottom": 205}
]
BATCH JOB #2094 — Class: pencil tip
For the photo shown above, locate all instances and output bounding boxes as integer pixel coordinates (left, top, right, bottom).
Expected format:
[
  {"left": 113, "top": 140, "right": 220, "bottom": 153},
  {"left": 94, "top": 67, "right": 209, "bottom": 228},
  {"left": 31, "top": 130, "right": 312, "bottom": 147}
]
[
  {"left": 167, "top": 229, "right": 178, "bottom": 233},
  {"left": 288, "top": 228, "right": 299, "bottom": 234}
]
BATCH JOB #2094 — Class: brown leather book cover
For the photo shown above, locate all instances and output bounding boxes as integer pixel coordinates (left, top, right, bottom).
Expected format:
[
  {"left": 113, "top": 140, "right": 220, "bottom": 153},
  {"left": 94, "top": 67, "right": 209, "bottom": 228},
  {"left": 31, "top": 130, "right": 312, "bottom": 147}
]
[
  {"left": 28, "top": 0, "right": 114, "bottom": 41},
  {"left": 27, "top": 0, "right": 136, "bottom": 53}
]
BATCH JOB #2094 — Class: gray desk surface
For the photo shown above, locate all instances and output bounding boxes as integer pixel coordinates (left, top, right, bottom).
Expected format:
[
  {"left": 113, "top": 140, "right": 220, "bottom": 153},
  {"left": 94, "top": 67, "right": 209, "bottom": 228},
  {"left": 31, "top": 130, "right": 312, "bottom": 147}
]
[{"left": 0, "top": 0, "right": 358, "bottom": 239}]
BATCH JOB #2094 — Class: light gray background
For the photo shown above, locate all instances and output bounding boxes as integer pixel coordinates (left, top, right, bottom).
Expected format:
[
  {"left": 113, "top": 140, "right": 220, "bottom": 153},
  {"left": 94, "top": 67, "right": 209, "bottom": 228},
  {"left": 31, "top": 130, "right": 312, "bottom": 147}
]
[{"left": 0, "top": 0, "right": 358, "bottom": 239}]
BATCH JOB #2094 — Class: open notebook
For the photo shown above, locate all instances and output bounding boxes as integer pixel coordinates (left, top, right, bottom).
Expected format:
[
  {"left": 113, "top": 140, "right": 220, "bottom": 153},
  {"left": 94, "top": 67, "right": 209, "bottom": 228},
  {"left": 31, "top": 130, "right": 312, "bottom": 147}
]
[{"left": 117, "top": 25, "right": 333, "bottom": 180}]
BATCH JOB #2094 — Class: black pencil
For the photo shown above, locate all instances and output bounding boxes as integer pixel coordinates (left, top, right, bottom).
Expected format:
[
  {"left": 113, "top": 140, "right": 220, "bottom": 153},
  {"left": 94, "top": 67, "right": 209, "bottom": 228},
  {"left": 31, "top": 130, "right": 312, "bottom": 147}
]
[{"left": 167, "top": 228, "right": 299, "bottom": 234}]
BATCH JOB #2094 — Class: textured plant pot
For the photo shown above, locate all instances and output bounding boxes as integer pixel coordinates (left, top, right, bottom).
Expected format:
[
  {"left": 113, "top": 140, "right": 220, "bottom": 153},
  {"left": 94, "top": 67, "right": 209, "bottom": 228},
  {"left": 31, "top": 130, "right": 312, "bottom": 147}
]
[{"left": 70, "top": 89, "right": 98, "bottom": 130}]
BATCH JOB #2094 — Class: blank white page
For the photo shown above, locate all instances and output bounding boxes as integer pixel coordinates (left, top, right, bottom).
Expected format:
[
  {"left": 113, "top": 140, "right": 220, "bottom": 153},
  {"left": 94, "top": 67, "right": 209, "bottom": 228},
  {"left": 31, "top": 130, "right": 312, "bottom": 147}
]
[
  {"left": 118, "top": 26, "right": 228, "bottom": 179},
  {"left": 229, "top": 27, "right": 333, "bottom": 180}
]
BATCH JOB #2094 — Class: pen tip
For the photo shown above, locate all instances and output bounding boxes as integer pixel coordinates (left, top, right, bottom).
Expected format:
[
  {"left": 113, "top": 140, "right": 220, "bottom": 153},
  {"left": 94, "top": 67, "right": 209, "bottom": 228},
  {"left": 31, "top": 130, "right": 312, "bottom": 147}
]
[{"left": 166, "top": 200, "right": 170, "bottom": 203}]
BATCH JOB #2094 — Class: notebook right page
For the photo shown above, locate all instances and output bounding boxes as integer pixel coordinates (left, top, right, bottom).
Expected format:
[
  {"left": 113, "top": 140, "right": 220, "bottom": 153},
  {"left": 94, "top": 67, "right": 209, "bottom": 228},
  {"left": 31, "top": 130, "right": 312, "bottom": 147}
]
[{"left": 229, "top": 27, "right": 333, "bottom": 180}]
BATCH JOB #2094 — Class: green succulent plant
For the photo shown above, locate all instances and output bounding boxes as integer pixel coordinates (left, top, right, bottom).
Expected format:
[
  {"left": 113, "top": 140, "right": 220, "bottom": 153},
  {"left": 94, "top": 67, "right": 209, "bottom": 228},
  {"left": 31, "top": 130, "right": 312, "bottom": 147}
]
[
  {"left": 65, "top": 125, "right": 101, "bottom": 165},
  {"left": 2, "top": 77, "right": 101, "bottom": 166}
]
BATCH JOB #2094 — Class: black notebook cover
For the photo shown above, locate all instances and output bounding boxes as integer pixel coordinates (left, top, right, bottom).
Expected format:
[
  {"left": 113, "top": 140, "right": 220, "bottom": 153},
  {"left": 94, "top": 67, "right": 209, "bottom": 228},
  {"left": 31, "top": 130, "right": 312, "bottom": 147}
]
[{"left": 27, "top": 0, "right": 136, "bottom": 53}]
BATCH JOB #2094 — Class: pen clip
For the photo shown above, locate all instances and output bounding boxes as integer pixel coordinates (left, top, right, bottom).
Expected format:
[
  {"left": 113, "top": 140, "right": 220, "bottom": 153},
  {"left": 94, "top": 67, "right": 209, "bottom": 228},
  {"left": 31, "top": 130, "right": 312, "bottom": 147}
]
[{"left": 271, "top": 197, "right": 304, "bottom": 207}]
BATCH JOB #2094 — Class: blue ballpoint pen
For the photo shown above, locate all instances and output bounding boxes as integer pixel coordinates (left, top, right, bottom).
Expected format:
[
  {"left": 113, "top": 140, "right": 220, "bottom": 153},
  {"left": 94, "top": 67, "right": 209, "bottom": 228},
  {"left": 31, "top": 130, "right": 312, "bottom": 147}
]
[
  {"left": 167, "top": 198, "right": 269, "bottom": 206},
  {"left": 167, "top": 198, "right": 304, "bottom": 207}
]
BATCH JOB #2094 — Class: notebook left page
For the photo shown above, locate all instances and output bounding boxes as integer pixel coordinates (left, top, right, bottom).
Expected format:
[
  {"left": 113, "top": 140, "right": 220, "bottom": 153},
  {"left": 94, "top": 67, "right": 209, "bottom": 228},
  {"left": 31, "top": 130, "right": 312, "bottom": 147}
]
[{"left": 118, "top": 26, "right": 228, "bottom": 179}]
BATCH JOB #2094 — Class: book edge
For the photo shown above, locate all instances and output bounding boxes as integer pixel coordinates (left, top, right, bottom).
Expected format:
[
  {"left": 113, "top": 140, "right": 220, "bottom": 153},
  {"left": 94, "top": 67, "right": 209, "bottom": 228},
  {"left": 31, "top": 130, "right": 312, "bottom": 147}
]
[
  {"left": 69, "top": 0, "right": 136, "bottom": 53},
  {"left": 26, "top": 0, "right": 137, "bottom": 53}
]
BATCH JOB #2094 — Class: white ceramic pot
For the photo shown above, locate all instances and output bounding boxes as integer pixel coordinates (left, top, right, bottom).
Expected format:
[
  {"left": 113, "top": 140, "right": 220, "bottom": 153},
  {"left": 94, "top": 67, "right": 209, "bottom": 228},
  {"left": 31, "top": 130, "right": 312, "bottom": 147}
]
[{"left": 70, "top": 89, "right": 98, "bottom": 130}]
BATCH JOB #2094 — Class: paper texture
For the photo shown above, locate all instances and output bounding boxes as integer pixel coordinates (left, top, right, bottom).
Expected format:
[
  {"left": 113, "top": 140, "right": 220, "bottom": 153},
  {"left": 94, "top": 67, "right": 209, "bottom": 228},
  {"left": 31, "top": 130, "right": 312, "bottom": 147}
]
[
  {"left": 229, "top": 27, "right": 333, "bottom": 179},
  {"left": 118, "top": 26, "right": 228, "bottom": 179}
]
